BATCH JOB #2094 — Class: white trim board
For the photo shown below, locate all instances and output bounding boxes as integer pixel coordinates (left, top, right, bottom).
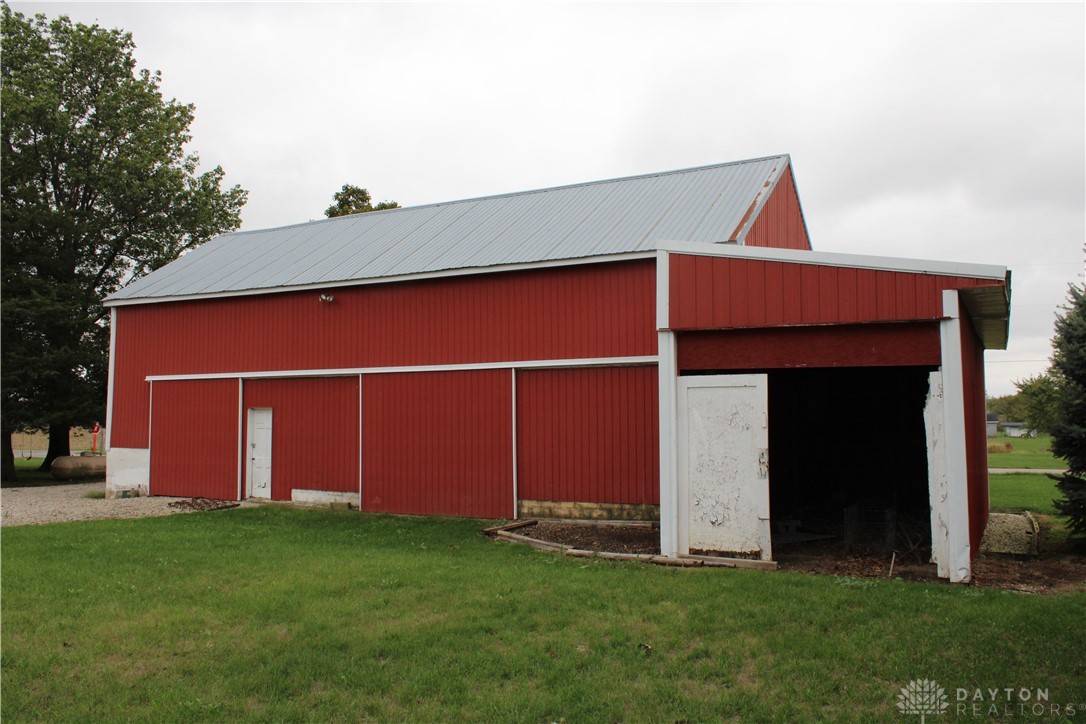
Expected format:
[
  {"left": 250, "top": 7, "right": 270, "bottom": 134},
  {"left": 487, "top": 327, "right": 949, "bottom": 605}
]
[
  {"left": 362, "top": 373, "right": 367, "bottom": 503},
  {"left": 511, "top": 368, "right": 519, "bottom": 520},
  {"left": 104, "top": 252, "right": 657, "bottom": 307},
  {"left": 655, "top": 249, "right": 670, "bottom": 331},
  {"left": 657, "top": 331, "right": 679, "bottom": 558},
  {"left": 144, "top": 356, "right": 659, "bottom": 382},
  {"left": 236, "top": 379, "right": 244, "bottom": 501},
  {"left": 105, "top": 307, "right": 117, "bottom": 451},
  {"left": 657, "top": 240, "right": 1007, "bottom": 281}
]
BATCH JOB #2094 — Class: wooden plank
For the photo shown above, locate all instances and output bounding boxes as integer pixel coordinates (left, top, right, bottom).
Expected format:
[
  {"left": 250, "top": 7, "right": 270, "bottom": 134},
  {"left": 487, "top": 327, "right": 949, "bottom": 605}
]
[
  {"left": 482, "top": 519, "right": 538, "bottom": 534},
  {"left": 679, "top": 553, "right": 778, "bottom": 571},
  {"left": 495, "top": 530, "right": 570, "bottom": 551}
]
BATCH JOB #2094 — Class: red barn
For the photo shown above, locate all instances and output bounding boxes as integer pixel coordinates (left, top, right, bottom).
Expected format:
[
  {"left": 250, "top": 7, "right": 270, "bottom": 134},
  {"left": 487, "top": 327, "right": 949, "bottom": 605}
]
[{"left": 104, "top": 155, "right": 1009, "bottom": 582}]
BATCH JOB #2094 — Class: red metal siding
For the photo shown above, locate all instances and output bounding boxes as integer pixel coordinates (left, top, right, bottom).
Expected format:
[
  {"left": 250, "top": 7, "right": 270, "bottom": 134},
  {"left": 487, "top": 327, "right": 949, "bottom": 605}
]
[
  {"left": 242, "top": 377, "right": 360, "bottom": 501},
  {"left": 669, "top": 254, "right": 1002, "bottom": 331},
  {"left": 361, "top": 370, "right": 513, "bottom": 518},
  {"left": 111, "top": 325, "right": 153, "bottom": 448},
  {"left": 516, "top": 366, "right": 659, "bottom": 505},
  {"left": 677, "top": 322, "right": 941, "bottom": 372},
  {"left": 111, "top": 259, "right": 655, "bottom": 450},
  {"left": 744, "top": 167, "right": 811, "bottom": 250},
  {"left": 149, "top": 379, "right": 238, "bottom": 499},
  {"left": 959, "top": 305, "right": 989, "bottom": 558}
]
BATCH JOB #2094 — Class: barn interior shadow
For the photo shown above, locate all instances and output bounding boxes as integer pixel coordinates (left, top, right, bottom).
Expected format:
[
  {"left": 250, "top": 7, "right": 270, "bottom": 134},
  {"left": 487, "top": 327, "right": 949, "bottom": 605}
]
[{"left": 767, "top": 366, "right": 935, "bottom": 565}]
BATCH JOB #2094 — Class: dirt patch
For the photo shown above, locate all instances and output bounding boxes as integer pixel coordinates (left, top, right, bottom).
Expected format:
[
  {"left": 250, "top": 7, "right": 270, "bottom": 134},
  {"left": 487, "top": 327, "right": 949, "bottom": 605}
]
[
  {"left": 769, "top": 538, "right": 1085, "bottom": 594},
  {"left": 773, "top": 539, "right": 937, "bottom": 582},
  {"left": 515, "top": 521, "right": 1086, "bottom": 593},
  {"left": 971, "top": 555, "right": 1086, "bottom": 594},
  {"left": 529, "top": 522, "right": 660, "bottom": 555}
]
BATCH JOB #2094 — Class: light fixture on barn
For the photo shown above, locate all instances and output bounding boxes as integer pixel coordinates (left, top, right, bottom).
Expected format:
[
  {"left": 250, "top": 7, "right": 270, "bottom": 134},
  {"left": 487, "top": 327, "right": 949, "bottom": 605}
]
[{"left": 319, "top": 293, "right": 334, "bottom": 303}]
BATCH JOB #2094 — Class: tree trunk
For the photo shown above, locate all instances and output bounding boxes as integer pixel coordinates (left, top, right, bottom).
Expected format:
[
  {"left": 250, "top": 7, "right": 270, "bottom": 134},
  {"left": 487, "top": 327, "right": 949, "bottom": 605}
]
[
  {"left": 39, "top": 424, "right": 71, "bottom": 471},
  {"left": 1, "top": 430, "right": 15, "bottom": 482}
]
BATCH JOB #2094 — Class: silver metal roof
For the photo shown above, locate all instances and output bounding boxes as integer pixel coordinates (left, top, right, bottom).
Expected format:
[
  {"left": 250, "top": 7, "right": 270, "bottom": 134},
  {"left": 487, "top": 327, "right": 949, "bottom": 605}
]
[{"left": 107, "top": 155, "right": 790, "bottom": 303}]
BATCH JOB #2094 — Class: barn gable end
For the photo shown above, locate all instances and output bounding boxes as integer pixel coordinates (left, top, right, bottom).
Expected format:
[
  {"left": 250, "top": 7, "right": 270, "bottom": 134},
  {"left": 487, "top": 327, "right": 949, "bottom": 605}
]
[{"left": 743, "top": 165, "right": 811, "bottom": 250}]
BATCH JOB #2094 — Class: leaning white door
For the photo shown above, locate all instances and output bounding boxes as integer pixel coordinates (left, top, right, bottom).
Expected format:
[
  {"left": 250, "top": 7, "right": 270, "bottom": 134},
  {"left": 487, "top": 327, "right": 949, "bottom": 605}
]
[
  {"left": 247, "top": 408, "right": 273, "bottom": 499},
  {"left": 678, "top": 374, "right": 771, "bottom": 561}
]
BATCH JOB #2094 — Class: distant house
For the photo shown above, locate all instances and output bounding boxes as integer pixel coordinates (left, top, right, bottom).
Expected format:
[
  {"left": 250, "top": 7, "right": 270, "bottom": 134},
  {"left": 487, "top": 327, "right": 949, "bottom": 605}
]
[
  {"left": 103, "top": 154, "right": 1011, "bottom": 583},
  {"left": 986, "top": 413, "right": 999, "bottom": 437},
  {"left": 1003, "top": 422, "right": 1031, "bottom": 438}
]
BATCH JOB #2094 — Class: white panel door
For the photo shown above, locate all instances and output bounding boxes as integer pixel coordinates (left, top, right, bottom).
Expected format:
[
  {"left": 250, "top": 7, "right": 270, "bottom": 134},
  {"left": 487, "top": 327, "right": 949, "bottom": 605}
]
[
  {"left": 678, "top": 374, "right": 771, "bottom": 560},
  {"left": 247, "top": 408, "right": 273, "bottom": 499}
]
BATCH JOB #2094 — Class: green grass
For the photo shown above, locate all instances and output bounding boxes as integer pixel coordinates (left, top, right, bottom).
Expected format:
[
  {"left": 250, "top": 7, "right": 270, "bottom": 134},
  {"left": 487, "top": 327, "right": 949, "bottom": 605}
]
[
  {"left": 3, "top": 457, "right": 56, "bottom": 487},
  {"left": 987, "top": 434, "right": 1064, "bottom": 469},
  {"left": 1036, "top": 514, "right": 1073, "bottom": 551},
  {"left": 3, "top": 508, "right": 1083, "bottom": 722},
  {"left": 989, "top": 473, "right": 1062, "bottom": 515}
]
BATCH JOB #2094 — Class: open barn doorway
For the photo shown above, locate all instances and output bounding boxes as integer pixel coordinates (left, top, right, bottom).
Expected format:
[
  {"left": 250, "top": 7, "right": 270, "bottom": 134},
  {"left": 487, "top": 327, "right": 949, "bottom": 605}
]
[{"left": 766, "top": 366, "right": 936, "bottom": 565}]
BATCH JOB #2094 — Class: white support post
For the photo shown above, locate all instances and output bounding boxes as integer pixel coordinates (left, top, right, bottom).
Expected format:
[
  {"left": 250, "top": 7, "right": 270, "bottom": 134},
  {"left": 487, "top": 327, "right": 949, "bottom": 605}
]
[
  {"left": 656, "top": 249, "right": 680, "bottom": 557},
  {"left": 511, "top": 368, "right": 518, "bottom": 520},
  {"left": 939, "top": 290, "right": 973, "bottom": 583},
  {"left": 147, "top": 380, "right": 154, "bottom": 449},
  {"left": 237, "top": 379, "right": 244, "bottom": 501},
  {"left": 658, "top": 331, "right": 679, "bottom": 557},
  {"left": 364, "top": 377, "right": 369, "bottom": 507},
  {"left": 105, "top": 307, "right": 116, "bottom": 451}
]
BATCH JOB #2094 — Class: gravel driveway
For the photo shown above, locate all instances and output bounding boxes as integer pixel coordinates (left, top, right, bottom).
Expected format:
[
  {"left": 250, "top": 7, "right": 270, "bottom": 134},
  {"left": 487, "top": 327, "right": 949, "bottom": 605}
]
[{"left": 1, "top": 483, "right": 205, "bottom": 527}]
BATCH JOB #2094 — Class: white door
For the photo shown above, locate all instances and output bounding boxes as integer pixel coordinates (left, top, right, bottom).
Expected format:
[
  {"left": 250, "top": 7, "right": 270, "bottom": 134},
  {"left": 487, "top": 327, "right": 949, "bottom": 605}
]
[
  {"left": 247, "top": 408, "right": 273, "bottom": 499},
  {"left": 678, "top": 374, "right": 771, "bottom": 561}
]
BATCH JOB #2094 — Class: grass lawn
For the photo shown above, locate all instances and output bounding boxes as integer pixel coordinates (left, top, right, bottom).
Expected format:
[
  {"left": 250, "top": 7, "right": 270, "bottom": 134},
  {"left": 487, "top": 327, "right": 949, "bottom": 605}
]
[
  {"left": 4, "top": 457, "right": 62, "bottom": 488},
  {"left": 987, "top": 434, "right": 1064, "bottom": 469},
  {"left": 3, "top": 507, "right": 1084, "bottom": 722},
  {"left": 989, "top": 473, "right": 1062, "bottom": 515},
  {"left": 3, "top": 457, "right": 56, "bottom": 487},
  {"left": 3, "top": 457, "right": 103, "bottom": 488}
]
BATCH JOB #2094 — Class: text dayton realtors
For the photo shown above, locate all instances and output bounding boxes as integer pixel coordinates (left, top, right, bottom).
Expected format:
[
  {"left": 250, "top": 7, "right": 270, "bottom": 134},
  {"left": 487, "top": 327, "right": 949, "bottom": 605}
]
[{"left": 954, "top": 688, "right": 1076, "bottom": 718}]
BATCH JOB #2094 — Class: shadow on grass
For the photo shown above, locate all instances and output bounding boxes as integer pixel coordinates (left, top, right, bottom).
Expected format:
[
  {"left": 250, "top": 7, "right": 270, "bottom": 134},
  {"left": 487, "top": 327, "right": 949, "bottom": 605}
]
[{"left": 3, "top": 457, "right": 104, "bottom": 488}]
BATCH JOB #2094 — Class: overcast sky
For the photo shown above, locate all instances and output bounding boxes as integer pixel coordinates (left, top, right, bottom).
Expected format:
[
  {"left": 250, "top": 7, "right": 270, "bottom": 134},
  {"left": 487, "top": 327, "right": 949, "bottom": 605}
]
[{"left": 14, "top": 1, "right": 1086, "bottom": 395}]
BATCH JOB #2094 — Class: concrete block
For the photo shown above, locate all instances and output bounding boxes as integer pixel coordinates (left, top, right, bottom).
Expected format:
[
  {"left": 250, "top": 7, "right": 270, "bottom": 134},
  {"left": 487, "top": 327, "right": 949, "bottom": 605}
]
[
  {"left": 980, "top": 512, "right": 1039, "bottom": 556},
  {"left": 518, "top": 499, "right": 660, "bottom": 521},
  {"left": 291, "top": 489, "right": 361, "bottom": 507}
]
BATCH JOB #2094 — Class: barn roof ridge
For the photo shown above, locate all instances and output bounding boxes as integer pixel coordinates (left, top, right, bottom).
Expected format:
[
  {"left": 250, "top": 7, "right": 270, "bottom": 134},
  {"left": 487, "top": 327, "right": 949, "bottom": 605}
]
[
  {"left": 227, "top": 153, "right": 792, "bottom": 235},
  {"left": 106, "top": 154, "right": 794, "bottom": 303}
]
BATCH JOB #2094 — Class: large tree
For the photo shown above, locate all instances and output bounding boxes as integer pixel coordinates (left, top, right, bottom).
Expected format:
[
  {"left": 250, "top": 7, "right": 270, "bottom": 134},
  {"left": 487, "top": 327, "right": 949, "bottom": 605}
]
[
  {"left": 324, "top": 183, "right": 398, "bottom": 218},
  {"left": 1013, "top": 371, "right": 1062, "bottom": 435},
  {"left": 1050, "top": 285, "right": 1086, "bottom": 542},
  {"left": 1, "top": 7, "right": 248, "bottom": 478},
  {"left": 987, "top": 391, "right": 1026, "bottom": 424}
]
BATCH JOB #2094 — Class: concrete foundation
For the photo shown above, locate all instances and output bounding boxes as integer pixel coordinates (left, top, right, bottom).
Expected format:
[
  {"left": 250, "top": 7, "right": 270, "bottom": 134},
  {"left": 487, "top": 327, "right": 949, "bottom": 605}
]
[{"left": 518, "top": 499, "right": 659, "bottom": 521}]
